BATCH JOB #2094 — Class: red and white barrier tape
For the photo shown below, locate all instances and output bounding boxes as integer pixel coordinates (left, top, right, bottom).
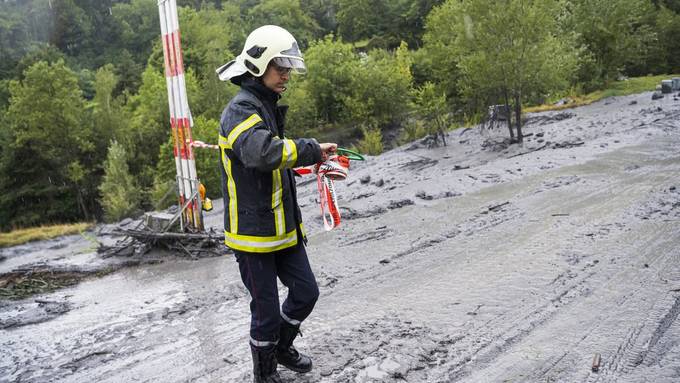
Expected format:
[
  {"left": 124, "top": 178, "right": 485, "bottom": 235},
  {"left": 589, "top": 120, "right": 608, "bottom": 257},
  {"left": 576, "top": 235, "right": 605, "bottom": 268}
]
[
  {"left": 188, "top": 140, "right": 219, "bottom": 150},
  {"left": 295, "top": 155, "right": 351, "bottom": 231}
]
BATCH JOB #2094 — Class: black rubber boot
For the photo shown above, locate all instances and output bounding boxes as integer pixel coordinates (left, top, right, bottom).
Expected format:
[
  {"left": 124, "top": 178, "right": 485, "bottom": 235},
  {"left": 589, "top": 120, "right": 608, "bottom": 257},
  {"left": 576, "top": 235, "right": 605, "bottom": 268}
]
[
  {"left": 250, "top": 343, "right": 283, "bottom": 383},
  {"left": 276, "top": 320, "right": 313, "bottom": 373}
]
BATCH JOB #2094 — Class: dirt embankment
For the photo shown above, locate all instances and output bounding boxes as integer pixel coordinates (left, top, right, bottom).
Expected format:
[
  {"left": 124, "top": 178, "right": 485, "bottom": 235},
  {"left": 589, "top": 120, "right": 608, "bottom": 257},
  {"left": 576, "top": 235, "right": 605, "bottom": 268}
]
[{"left": 1, "top": 91, "right": 680, "bottom": 383}]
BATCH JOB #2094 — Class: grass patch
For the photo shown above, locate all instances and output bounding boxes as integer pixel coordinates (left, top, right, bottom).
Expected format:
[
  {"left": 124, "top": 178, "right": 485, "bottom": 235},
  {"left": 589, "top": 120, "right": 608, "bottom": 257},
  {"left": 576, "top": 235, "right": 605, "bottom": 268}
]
[
  {"left": 526, "top": 74, "right": 680, "bottom": 113},
  {"left": 0, "top": 222, "right": 94, "bottom": 248}
]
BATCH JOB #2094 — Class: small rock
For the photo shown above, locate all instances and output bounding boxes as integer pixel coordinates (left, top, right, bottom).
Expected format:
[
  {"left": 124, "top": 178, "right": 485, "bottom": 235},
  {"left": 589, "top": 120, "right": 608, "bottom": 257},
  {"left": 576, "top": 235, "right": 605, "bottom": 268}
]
[
  {"left": 387, "top": 199, "right": 414, "bottom": 209},
  {"left": 373, "top": 178, "right": 385, "bottom": 187},
  {"left": 553, "top": 97, "right": 573, "bottom": 106},
  {"left": 360, "top": 175, "right": 371, "bottom": 184},
  {"left": 652, "top": 91, "right": 663, "bottom": 100},
  {"left": 629, "top": 100, "right": 638, "bottom": 105},
  {"left": 415, "top": 191, "right": 434, "bottom": 200}
]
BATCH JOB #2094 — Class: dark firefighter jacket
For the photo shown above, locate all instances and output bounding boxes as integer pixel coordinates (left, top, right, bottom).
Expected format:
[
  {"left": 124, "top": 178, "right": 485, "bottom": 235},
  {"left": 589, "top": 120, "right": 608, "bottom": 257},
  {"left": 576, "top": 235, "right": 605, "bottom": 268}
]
[{"left": 219, "top": 77, "right": 322, "bottom": 253}]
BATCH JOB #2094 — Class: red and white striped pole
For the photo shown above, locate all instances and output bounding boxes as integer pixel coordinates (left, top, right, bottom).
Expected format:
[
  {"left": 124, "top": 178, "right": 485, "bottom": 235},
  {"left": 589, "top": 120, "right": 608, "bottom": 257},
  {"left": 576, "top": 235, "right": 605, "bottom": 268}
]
[{"left": 158, "top": 0, "right": 203, "bottom": 231}]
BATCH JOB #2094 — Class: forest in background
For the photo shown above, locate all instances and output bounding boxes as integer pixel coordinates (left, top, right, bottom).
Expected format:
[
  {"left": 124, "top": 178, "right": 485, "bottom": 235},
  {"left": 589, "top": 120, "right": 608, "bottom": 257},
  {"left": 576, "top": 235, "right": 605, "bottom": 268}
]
[{"left": 0, "top": 0, "right": 679, "bottom": 230}]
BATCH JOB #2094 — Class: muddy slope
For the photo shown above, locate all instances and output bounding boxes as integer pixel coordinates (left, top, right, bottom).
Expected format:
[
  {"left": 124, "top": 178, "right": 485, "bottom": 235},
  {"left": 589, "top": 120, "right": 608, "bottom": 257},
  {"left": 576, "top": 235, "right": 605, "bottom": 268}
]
[{"left": 1, "top": 92, "right": 679, "bottom": 383}]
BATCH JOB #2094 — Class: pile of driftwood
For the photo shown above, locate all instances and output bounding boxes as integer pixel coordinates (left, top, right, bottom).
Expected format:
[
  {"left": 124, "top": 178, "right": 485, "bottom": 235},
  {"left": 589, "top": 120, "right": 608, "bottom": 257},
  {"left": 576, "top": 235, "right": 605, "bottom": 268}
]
[{"left": 98, "top": 226, "right": 227, "bottom": 259}]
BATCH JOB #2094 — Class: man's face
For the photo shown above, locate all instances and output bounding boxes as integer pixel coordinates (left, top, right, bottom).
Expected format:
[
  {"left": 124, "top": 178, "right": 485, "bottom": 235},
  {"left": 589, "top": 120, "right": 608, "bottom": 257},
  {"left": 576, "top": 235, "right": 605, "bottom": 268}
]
[{"left": 261, "top": 61, "right": 291, "bottom": 94}]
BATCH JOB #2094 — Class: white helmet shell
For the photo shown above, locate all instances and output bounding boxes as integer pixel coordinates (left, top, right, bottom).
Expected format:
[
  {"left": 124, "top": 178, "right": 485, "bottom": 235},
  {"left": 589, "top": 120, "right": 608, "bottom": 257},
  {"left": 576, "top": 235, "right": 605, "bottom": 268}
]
[{"left": 216, "top": 25, "right": 306, "bottom": 82}]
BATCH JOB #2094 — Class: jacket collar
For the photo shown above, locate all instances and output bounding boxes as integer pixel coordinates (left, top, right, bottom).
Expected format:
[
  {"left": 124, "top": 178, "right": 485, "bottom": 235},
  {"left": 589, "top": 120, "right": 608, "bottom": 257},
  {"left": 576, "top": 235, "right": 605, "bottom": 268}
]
[{"left": 240, "top": 76, "right": 280, "bottom": 106}]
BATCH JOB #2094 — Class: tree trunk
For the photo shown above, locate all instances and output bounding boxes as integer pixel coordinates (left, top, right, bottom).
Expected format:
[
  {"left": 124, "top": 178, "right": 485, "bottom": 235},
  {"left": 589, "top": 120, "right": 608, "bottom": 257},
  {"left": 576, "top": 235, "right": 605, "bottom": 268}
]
[
  {"left": 514, "top": 93, "right": 523, "bottom": 143},
  {"left": 503, "top": 89, "right": 514, "bottom": 141},
  {"left": 75, "top": 187, "right": 90, "bottom": 222}
]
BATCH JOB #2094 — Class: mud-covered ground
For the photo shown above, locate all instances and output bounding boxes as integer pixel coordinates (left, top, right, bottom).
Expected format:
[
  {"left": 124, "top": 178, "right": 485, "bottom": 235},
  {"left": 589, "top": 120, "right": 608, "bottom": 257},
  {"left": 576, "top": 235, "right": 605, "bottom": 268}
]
[{"left": 2, "top": 91, "right": 680, "bottom": 383}]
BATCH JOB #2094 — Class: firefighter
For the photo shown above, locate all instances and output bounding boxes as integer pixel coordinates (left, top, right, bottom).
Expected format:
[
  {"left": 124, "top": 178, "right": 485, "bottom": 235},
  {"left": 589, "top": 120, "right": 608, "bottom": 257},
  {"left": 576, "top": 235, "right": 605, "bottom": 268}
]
[{"left": 216, "top": 25, "right": 337, "bottom": 383}]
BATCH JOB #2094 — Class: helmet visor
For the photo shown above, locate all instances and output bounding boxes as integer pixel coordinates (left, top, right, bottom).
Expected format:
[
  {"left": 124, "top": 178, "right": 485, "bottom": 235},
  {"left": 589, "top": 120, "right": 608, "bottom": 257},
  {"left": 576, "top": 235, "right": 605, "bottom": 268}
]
[{"left": 272, "top": 57, "right": 306, "bottom": 74}]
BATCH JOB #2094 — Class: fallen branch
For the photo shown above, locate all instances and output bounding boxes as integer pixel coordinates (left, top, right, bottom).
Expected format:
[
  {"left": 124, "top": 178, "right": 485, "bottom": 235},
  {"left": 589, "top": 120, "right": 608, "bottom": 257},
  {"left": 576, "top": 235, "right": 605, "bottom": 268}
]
[
  {"left": 488, "top": 202, "right": 510, "bottom": 212},
  {"left": 507, "top": 144, "right": 548, "bottom": 158},
  {"left": 99, "top": 227, "right": 226, "bottom": 259}
]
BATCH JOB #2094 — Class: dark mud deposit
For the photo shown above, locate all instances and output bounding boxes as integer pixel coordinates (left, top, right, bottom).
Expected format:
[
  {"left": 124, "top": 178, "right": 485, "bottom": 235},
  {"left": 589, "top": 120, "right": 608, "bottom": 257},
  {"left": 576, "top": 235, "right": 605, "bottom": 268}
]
[{"left": 2, "top": 92, "right": 680, "bottom": 382}]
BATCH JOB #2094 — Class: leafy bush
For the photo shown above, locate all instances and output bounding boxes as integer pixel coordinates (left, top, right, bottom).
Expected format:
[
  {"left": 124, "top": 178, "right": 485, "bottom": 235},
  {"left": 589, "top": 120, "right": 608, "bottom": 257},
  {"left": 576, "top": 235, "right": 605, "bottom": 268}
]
[
  {"left": 354, "top": 127, "right": 383, "bottom": 155},
  {"left": 415, "top": 82, "right": 451, "bottom": 140},
  {"left": 100, "top": 140, "right": 140, "bottom": 222},
  {"left": 287, "top": 37, "right": 414, "bottom": 147},
  {"left": 400, "top": 120, "right": 427, "bottom": 144}
]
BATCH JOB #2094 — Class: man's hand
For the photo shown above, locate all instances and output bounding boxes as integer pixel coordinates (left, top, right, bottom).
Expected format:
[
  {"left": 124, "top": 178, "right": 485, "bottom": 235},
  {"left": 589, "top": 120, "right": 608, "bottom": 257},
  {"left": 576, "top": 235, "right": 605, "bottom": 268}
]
[{"left": 320, "top": 143, "right": 337, "bottom": 161}]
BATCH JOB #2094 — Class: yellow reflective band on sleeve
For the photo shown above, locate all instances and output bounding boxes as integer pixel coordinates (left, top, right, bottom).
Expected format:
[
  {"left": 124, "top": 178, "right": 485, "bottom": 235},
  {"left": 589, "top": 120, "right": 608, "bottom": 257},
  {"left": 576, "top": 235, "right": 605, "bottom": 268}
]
[
  {"left": 272, "top": 170, "right": 285, "bottom": 236},
  {"left": 278, "top": 139, "right": 298, "bottom": 169},
  {"left": 218, "top": 134, "right": 229, "bottom": 149},
  {"left": 299, "top": 222, "right": 306, "bottom": 238},
  {"left": 226, "top": 114, "right": 262, "bottom": 148},
  {"left": 220, "top": 146, "right": 238, "bottom": 233},
  {"left": 224, "top": 230, "right": 298, "bottom": 253}
]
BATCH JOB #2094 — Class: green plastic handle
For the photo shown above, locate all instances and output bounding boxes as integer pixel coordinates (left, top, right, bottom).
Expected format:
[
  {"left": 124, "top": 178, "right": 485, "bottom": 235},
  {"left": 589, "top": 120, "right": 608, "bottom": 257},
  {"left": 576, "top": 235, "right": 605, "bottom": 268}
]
[{"left": 336, "top": 147, "right": 365, "bottom": 161}]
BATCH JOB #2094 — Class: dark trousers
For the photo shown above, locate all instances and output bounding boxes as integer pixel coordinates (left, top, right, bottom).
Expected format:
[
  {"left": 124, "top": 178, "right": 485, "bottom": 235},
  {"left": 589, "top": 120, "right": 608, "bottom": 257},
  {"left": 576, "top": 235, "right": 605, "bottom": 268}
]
[{"left": 235, "top": 242, "right": 319, "bottom": 344}]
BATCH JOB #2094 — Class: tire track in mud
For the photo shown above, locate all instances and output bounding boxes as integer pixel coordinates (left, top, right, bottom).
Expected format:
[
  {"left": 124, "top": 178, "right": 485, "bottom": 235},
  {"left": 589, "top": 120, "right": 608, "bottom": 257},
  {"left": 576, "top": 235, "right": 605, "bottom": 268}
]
[
  {"left": 315, "top": 201, "right": 524, "bottom": 300},
  {"left": 282, "top": 202, "right": 530, "bottom": 382},
  {"left": 409, "top": 186, "right": 661, "bottom": 382},
  {"left": 584, "top": 250, "right": 680, "bottom": 383},
  {"left": 309, "top": 168, "right": 633, "bottom": 382},
  {"left": 431, "top": 270, "right": 599, "bottom": 382},
  {"left": 312, "top": 148, "right": 678, "bottom": 382},
  {"left": 512, "top": 188, "right": 680, "bottom": 383}
]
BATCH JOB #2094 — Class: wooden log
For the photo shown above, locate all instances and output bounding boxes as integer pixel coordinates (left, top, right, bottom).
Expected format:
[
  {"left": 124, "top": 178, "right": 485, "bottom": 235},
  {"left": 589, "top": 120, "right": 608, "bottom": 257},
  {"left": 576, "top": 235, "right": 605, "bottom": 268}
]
[{"left": 592, "top": 353, "right": 601, "bottom": 372}]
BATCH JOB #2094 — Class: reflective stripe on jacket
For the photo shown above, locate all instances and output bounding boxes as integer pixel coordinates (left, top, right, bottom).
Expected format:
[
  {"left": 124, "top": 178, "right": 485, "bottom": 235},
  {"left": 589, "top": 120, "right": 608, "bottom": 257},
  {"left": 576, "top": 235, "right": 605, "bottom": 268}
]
[{"left": 219, "top": 85, "right": 321, "bottom": 253}]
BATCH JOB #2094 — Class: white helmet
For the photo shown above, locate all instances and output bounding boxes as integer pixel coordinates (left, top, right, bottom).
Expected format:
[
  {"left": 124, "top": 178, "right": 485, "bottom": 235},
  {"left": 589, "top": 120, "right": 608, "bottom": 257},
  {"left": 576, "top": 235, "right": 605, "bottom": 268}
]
[{"left": 216, "top": 25, "right": 306, "bottom": 82}]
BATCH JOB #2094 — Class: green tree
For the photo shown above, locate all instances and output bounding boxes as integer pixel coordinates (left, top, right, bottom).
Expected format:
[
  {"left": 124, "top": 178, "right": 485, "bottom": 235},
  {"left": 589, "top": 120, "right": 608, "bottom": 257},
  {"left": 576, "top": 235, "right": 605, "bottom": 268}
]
[
  {"left": 300, "top": 0, "right": 337, "bottom": 34},
  {"left": 99, "top": 140, "right": 140, "bottom": 222},
  {"left": 425, "top": 0, "right": 579, "bottom": 142},
  {"left": 123, "top": 63, "right": 172, "bottom": 190},
  {"left": 335, "top": 0, "right": 381, "bottom": 42},
  {"left": 568, "top": 0, "right": 656, "bottom": 85},
  {"left": 178, "top": 4, "right": 245, "bottom": 120},
  {"left": 286, "top": 37, "right": 414, "bottom": 146},
  {"left": 246, "top": 0, "right": 322, "bottom": 48},
  {"left": 1, "top": 60, "right": 94, "bottom": 227},
  {"left": 110, "top": 0, "right": 161, "bottom": 92},
  {"left": 344, "top": 44, "right": 413, "bottom": 130},
  {"left": 301, "top": 36, "right": 357, "bottom": 124},
  {"left": 654, "top": 6, "right": 680, "bottom": 73},
  {"left": 335, "top": 0, "right": 443, "bottom": 49},
  {"left": 91, "top": 64, "right": 128, "bottom": 166},
  {"left": 49, "top": 0, "right": 93, "bottom": 59},
  {"left": 414, "top": 82, "right": 450, "bottom": 146}
]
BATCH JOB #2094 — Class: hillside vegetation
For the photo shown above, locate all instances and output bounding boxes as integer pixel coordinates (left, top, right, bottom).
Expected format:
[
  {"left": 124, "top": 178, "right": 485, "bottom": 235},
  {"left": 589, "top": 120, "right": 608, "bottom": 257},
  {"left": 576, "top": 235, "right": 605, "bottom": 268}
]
[{"left": 1, "top": 0, "right": 679, "bottom": 230}]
